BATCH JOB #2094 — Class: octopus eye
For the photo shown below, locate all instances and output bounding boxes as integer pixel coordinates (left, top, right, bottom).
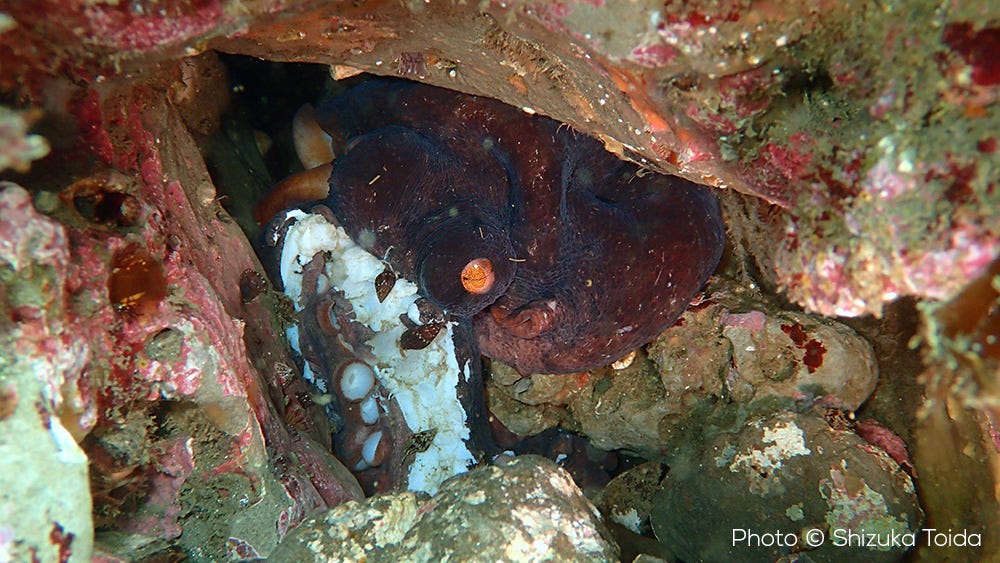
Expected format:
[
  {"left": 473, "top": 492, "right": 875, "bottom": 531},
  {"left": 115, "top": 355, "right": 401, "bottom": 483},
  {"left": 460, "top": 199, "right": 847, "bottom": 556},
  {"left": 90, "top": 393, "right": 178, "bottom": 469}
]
[{"left": 461, "top": 258, "right": 495, "bottom": 295}]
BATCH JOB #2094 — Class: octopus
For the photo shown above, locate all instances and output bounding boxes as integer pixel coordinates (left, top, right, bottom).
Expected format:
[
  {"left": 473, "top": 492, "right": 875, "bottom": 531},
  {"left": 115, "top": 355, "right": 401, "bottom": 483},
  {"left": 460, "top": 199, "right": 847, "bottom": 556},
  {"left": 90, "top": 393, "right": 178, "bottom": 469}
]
[{"left": 257, "top": 78, "right": 724, "bottom": 375}]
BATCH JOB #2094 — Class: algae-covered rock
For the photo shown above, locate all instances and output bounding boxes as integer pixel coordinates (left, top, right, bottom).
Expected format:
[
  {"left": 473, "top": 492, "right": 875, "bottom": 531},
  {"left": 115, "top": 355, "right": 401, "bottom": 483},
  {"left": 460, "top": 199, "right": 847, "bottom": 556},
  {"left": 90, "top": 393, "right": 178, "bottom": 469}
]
[
  {"left": 592, "top": 461, "right": 666, "bottom": 537},
  {"left": 651, "top": 411, "right": 922, "bottom": 563},
  {"left": 0, "top": 184, "right": 93, "bottom": 562},
  {"left": 489, "top": 279, "right": 880, "bottom": 462},
  {"left": 270, "top": 455, "right": 619, "bottom": 562}
]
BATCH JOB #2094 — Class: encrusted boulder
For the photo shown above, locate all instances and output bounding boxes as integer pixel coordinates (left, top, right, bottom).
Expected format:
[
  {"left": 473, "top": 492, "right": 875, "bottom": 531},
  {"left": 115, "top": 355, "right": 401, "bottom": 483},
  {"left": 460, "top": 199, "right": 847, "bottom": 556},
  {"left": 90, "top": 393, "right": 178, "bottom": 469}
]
[
  {"left": 650, "top": 411, "right": 922, "bottom": 563},
  {"left": 269, "top": 455, "right": 619, "bottom": 562}
]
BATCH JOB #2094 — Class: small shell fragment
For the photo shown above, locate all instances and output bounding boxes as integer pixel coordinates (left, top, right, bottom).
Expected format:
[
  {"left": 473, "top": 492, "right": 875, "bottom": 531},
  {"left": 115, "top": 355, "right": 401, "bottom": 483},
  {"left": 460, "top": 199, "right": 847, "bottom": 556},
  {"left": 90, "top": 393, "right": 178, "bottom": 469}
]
[
  {"left": 375, "top": 267, "right": 396, "bottom": 303},
  {"left": 400, "top": 321, "right": 445, "bottom": 350},
  {"left": 611, "top": 350, "right": 637, "bottom": 370}
]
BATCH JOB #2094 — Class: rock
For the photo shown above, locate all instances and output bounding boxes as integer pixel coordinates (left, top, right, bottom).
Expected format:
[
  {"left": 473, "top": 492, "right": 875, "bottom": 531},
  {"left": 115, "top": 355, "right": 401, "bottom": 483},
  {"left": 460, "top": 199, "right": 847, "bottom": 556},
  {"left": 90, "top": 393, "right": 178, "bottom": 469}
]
[
  {"left": 719, "top": 309, "right": 878, "bottom": 410},
  {"left": 0, "top": 73, "right": 366, "bottom": 560},
  {"left": 488, "top": 279, "right": 880, "bottom": 461},
  {"left": 593, "top": 461, "right": 666, "bottom": 537},
  {"left": 650, "top": 411, "right": 922, "bottom": 563},
  {"left": 0, "top": 184, "right": 93, "bottom": 562},
  {"left": 270, "top": 455, "right": 619, "bottom": 562}
]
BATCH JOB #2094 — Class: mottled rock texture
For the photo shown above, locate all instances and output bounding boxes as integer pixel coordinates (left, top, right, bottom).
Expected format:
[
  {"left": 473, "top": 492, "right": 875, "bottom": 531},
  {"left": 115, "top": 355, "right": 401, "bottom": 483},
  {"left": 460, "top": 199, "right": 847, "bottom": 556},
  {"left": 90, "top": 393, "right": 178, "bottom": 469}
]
[
  {"left": 652, "top": 411, "right": 922, "bottom": 563},
  {"left": 488, "top": 278, "right": 880, "bottom": 461},
  {"left": 269, "top": 455, "right": 619, "bottom": 562},
  {"left": 0, "top": 185, "right": 93, "bottom": 563},
  {"left": 0, "top": 71, "right": 363, "bottom": 561}
]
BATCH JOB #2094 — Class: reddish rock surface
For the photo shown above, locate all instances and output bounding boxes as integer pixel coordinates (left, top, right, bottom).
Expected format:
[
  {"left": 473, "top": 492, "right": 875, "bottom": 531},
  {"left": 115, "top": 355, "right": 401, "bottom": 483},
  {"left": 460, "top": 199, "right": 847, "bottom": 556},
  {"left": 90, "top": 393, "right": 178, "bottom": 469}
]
[{"left": 1, "top": 66, "right": 363, "bottom": 560}]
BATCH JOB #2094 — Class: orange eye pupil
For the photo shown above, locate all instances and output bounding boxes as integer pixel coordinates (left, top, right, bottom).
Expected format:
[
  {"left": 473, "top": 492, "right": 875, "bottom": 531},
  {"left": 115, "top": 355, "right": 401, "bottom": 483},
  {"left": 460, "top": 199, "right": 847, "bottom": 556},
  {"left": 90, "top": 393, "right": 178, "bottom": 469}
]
[{"left": 461, "top": 258, "right": 495, "bottom": 295}]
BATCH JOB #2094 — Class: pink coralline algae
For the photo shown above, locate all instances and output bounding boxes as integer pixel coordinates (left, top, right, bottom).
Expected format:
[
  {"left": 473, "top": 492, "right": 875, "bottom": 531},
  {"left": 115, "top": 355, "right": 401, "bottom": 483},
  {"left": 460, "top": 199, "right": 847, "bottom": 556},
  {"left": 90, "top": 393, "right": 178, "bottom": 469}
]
[
  {"left": 1, "top": 74, "right": 363, "bottom": 560},
  {"left": 721, "top": 310, "right": 767, "bottom": 332},
  {"left": 118, "top": 438, "right": 194, "bottom": 540},
  {"left": 742, "top": 135, "right": 816, "bottom": 207},
  {"left": 766, "top": 148, "right": 1000, "bottom": 317},
  {"left": 855, "top": 417, "right": 915, "bottom": 477},
  {"left": 631, "top": 43, "right": 679, "bottom": 68},
  {"left": 81, "top": 1, "right": 225, "bottom": 52}
]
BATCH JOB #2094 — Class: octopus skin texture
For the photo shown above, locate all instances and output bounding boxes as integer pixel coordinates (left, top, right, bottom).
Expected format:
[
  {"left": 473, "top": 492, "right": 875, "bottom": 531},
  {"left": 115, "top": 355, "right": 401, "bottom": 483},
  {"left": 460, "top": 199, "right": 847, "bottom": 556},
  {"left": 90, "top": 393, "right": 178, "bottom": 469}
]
[{"left": 262, "top": 79, "right": 725, "bottom": 375}]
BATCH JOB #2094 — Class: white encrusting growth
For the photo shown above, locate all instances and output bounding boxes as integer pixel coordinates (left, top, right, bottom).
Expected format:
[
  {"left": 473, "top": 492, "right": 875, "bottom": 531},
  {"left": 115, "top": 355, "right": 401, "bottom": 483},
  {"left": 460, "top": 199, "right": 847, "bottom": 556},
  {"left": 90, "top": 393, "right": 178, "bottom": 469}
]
[
  {"left": 729, "top": 420, "right": 811, "bottom": 475},
  {"left": 278, "top": 210, "right": 475, "bottom": 494}
]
